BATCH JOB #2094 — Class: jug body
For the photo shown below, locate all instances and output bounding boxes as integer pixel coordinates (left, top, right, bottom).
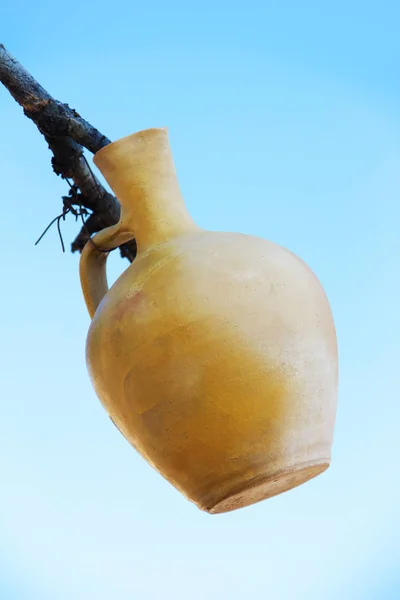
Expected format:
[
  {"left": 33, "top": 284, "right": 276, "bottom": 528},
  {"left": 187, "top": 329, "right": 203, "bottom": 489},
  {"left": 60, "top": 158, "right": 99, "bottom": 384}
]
[{"left": 80, "top": 128, "right": 338, "bottom": 513}]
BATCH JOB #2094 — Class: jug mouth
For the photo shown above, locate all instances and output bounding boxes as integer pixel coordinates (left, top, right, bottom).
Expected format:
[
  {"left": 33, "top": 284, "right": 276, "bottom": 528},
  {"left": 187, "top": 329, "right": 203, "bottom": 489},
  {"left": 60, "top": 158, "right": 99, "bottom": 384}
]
[{"left": 93, "top": 127, "right": 168, "bottom": 166}]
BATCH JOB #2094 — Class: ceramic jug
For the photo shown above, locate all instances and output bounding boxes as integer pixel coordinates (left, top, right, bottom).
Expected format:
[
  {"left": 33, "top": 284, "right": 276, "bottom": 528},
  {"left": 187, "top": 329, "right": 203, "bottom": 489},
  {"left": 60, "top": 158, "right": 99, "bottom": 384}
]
[{"left": 79, "top": 127, "right": 338, "bottom": 514}]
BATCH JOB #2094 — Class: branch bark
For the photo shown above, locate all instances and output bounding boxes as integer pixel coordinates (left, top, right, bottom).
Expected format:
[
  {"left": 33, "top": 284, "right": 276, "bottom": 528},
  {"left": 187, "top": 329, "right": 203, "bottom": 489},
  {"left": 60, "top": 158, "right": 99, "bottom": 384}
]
[{"left": 0, "top": 43, "right": 137, "bottom": 261}]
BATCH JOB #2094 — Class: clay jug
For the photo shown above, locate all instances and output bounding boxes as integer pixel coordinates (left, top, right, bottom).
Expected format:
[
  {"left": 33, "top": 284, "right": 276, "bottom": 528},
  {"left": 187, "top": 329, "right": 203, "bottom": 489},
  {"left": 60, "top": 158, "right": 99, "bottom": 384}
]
[{"left": 79, "top": 127, "right": 338, "bottom": 514}]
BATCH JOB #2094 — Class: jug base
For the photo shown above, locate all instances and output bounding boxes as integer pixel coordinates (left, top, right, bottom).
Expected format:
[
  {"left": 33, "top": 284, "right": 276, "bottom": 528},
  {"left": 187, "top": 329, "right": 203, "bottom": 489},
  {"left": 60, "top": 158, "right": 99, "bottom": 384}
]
[{"left": 206, "top": 460, "right": 330, "bottom": 514}]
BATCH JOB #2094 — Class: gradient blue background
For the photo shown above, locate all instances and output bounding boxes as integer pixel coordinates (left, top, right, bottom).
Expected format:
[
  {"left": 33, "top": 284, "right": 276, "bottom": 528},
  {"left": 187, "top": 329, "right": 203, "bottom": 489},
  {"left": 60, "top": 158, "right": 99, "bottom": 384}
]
[{"left": 1, "top": 1, "right": 399, "bottom": 598}]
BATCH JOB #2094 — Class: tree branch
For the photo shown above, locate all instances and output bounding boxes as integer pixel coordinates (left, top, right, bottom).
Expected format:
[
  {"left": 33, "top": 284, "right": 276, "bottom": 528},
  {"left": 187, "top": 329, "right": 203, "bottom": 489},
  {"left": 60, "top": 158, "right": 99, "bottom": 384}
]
[{"left": 0, "top": 43, "right": 137, "bottom": 261}]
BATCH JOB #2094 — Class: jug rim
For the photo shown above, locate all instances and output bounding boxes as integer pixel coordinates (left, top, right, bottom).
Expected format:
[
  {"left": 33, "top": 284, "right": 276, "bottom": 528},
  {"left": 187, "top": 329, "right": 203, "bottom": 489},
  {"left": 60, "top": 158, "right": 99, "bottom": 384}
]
[{"left": 93, "top": 127, "right": 168, "bottom": 166}]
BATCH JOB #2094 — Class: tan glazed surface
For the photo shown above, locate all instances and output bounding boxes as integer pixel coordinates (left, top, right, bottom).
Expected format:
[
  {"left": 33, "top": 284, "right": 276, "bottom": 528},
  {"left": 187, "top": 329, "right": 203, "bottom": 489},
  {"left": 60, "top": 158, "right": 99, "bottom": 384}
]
[{"left": 79, "top": 128, "right": 338, "bottom": 514}]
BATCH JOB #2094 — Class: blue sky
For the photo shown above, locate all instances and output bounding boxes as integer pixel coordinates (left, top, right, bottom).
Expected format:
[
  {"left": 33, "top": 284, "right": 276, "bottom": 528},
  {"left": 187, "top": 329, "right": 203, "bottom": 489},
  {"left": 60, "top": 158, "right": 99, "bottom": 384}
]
[{"left": 1, "top": 1, "right": 399, "bottom": 598}]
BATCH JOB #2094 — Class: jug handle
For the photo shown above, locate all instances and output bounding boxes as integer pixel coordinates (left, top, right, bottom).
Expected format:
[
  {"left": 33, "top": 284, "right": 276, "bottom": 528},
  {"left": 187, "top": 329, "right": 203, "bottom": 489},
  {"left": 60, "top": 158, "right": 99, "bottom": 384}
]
[{"left": 79, "top": 222, "right": 135, "bottom": 319}]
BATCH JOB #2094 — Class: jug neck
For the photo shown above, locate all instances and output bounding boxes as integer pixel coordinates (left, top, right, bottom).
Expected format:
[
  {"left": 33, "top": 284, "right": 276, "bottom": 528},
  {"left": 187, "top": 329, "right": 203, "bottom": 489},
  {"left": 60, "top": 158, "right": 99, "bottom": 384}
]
[{"left": 93, "top": 128, "right": 199, "bottom": 252}]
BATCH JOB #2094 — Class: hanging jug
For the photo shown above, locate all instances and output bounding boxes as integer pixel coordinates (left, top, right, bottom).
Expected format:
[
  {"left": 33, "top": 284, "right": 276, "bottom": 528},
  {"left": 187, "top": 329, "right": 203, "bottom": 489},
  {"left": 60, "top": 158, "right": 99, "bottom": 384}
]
[{"left": 79, "top": 127, "right": 338, "bottom": 514}]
